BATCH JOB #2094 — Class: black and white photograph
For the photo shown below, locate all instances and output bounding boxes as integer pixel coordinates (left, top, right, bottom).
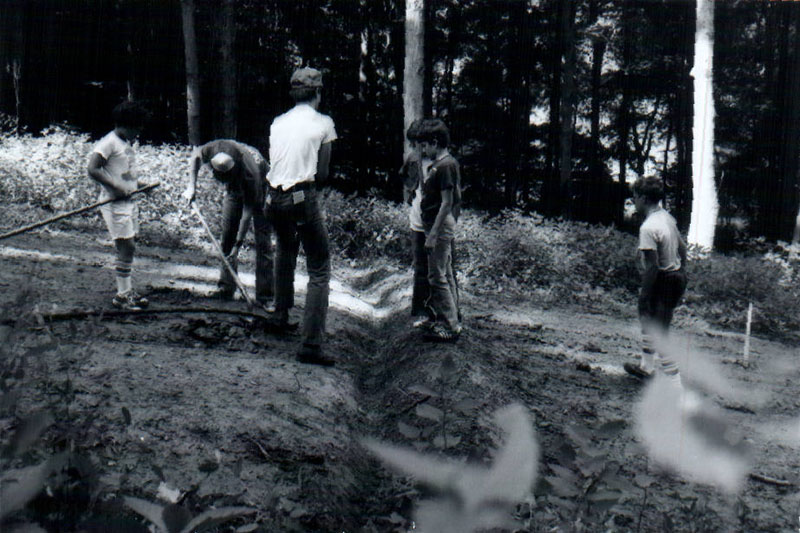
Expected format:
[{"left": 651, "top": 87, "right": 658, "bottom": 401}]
[{"left": 1, "top": 0, "right": 799, "bottom": 531}]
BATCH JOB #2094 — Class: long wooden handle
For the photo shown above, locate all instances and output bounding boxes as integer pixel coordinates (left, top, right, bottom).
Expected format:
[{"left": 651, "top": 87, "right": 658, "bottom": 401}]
[
  {"left": 189, "top": 202, "right": 255, "bottom": 309},
  {"left": 0, "top": 182, "right": 160, "bottom": 241}
]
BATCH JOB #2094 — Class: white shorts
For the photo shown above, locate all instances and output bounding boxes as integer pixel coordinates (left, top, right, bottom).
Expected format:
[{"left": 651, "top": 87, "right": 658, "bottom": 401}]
[{"left": 100, "top": 201, "right": 139, "bottom": 240}]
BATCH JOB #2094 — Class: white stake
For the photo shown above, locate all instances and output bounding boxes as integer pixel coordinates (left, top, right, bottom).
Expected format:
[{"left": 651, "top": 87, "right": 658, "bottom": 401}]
[{"left": 743, "top": 302, "right": 753, "bottom": 367}]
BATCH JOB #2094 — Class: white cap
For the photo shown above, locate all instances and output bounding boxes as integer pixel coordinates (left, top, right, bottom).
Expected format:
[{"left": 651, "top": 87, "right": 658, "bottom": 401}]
[{"left": 210, "top": 152, "right": 235, "bottom": 172}]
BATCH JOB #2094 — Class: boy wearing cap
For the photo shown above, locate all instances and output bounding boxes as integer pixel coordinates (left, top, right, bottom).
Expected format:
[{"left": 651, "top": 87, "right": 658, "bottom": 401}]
[
  {"left": 183, "top": 139, "right": 274, "bottom": 309},
  {"left": 417, "top": 118, "right": 462, "bottom": 342},
  {"left": 87, "top": 100, "right": 151, "bottom": 310},
  {"left": 399, "top": 119, "right": 433, "bottom": 324},
  {"left": 265, "top": 67, "right": 337, "bottom": 366},
  {"left": 624, "top": 176, "right": 688, "bottom": 384}
]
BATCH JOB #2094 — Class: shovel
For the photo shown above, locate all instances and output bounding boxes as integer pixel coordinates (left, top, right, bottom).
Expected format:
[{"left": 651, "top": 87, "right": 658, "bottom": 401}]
[
  {"left": 189, "top": 201, "right": 256, "bottom": 310},
  {"left": 0, "top": 182, "right": 160, "bottom": 241}
]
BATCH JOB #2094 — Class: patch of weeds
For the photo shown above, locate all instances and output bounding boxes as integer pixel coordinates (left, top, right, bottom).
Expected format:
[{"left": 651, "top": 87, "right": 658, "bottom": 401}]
[
  {"left": 364, "top": 403, "right": 539, "bottom": 533},
  {"left": 534, "top": 418, "right": 637, "bottom": 530}
]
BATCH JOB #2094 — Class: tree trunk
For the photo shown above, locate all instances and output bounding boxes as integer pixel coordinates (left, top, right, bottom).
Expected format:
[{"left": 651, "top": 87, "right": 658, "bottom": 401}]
[
  {"left": 181, "top": 0, "right": 201, "bottom": 145},
  {"left": 616, "top": 1, "right": 634, "bottom": 226},
  {"left": 219, "top": 0, "right": 237, "bottom": 139},
  {"left": 403, "top": 0, "right": 425, "bottom": 160},
  {"left": 687, "top": 0, "right": 719, "bottom": 250},
  {"left": 756, "top": 4, "right": 800, "bottom": 241},
  {"left": 559, "top": 0, "right": 577, "bottom": 219},
  {"left": 543, "top": 0, "right": 564, "bottom": 216},
  {"left": 0, "top": 0, "right": 25, "bottom": 130},
  {"left": 588, "top": 0, "right": 606, "bottom": 183},
  {"left": 422, "top": 0, "right": 433, "bottom": 117},
  {"left": 505, "top": 1, "right": 533, "bottom": 207},
  {"left": 672, "top": 1, "right": 695, "bottom": 231}
]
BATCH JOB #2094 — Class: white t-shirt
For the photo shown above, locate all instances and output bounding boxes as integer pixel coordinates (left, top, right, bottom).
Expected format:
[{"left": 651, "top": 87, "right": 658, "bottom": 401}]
[
  {"left": 639, "top": 208, "right": 682, "bottom": 272},
  {"left": 93, "top": 131, "right": 137, "bottom": 213},
  {"left": 266, "top": 104, "right": 337, "bottom": 190},
  {"left": 408, "top": 156, "right": 430, "bottom": 233}
]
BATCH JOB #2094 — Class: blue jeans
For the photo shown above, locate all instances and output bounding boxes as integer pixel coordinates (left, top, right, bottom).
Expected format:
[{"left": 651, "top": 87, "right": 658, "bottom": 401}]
[
  {"left": 219, "top": 191, "right": 274, "bottom": 304},
  {"left": 411, "top": 230, "right": 431, "bottom": 317},
  {"left": 640, "top": 269, "right": 687, "bottom": 332},
  {"left": 266, "top": 187, "right": 330, "bottom": 347},
  {"left": 425, "top": 221, "right": 460, "bottom": 329}
]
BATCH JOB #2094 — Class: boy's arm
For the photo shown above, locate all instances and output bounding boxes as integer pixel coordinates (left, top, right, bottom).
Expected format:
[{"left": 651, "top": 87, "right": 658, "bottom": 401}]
[
  {"left": 425, "top": 188, "right": 453, "bottom": 248},
  {"left": 315, "top": 142, "right": 332, "bottom": 186},
  {"left": 228, "top": 205, "right": 252, "bottom": 258},
  {"left": 638, "top": 250, "right": 659, "bottom": 316},
  {"left": 183, "top": 145, "right": 205, "bottom": 203},
  {"left": 678, "top": 236, "right": 688, "bottom": 268},
  {"left": 88, "top": 152, "right": 127, "bottom": 198}
]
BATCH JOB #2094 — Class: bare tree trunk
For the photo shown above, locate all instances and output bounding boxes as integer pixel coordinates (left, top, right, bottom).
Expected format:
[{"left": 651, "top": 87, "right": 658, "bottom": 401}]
[
  {"left": 588, "top": 0, "right": 606, "bottom": 183},
  {"left": 559, "top": 0, "right": 577, "bottom": 219},
  {"left": 219, "top": 0, "right": 237, "bottom": 139},
  {"left": 403, "top": 0, "right": 425, "bottom": 159},
  {"left": 181, "top": 0, "right": 201, "bottom": 145},
  {"left": 543, "top": 0, "right": 563, "bottom": 216},
  {"left": 687, "top": 0, "right": 718, "bottom": 250},
  {"left": 505, "top": 1, "right": 534, "bottom": 207},
  {"left": 616, "top": 1, "right": 634, "bottom": 226}
]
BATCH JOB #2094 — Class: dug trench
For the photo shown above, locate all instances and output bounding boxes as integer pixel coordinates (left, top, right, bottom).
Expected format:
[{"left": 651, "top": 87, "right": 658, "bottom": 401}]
[{"left": 2, "top": 223, "right": 800, "bottom": 531}]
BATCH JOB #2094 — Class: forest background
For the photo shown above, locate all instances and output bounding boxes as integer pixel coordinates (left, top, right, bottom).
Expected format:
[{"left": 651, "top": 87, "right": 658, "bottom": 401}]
[{"left": 2, "top": 0, "right": 800, "bottom": 246}]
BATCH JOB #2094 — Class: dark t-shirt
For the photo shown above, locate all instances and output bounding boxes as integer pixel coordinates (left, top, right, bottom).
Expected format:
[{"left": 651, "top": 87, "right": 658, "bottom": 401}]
[
  {"left": 420, "top": 153, "right": 461, "bottom": 229},
  {"left": 200, "top": 139, "right": 264, "bottom": 208}
]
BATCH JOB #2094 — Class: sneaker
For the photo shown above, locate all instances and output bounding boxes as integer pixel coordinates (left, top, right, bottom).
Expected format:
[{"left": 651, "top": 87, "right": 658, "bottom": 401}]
[
  {"left": 296, "top": 344, "right": 335, "bottom": 367},
  {"left": 623, "top": 362, "right": 654, "bottom": 381},
  {"left": 270, "top": 309, "right": 298, "bottom": 332},
  {"left": 257, "top": 300, "right": 276, "bottom": 314},
  {"left": 211, "top": 288, "right": 235, "bottom": 301},
  {"left": 128, "top": 289, "right": 149, "bottom": 309},
  {"left": 112, "top": 291, "right": 144, "bottom": 311},
  {"left": 412, "top": 317, "right": 435, "bottom": 330},
  {"left": 423, "top": 323, "right": 462, "bottom": 343}
]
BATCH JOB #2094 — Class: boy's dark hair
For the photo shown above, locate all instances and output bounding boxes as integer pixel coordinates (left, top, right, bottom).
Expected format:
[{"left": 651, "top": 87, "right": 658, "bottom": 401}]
[
  {"left": 112, "top": 100, "right": 148, "bottom": 129},
  {"left": 417, "top": 118, "right": 450, "bottom": 148},
  {"left": 406, "top": 119, "right": 423, "bottom": 142},
  {"left": 632, "top": 176, "right": 664, "bottom": 203},
  {"left": 290, "top": 86, "right": 320, "bottom": 104}
]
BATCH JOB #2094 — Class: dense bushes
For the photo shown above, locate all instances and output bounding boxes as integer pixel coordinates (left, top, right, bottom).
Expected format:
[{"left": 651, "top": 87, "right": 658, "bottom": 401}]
[{"left": 1, "top": 130, "right": 798, "bottom": 340}]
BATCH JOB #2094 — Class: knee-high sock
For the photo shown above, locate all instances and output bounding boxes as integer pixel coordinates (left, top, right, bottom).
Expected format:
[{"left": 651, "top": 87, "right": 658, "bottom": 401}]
[
  {"left": 641, "top": 333, "right": 656, "bottom": 373},
  {"left": 115, "top": 258, "right": 133, "bottom": 294}
]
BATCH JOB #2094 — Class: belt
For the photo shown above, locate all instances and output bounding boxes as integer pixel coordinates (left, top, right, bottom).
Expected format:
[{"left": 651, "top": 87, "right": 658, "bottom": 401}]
[{"left": 269, "top": 181, "right": 314, "bottom": 193}]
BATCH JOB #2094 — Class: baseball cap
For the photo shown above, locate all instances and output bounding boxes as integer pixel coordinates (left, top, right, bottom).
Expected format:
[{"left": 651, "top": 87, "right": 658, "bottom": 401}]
[
  {"left": 210, "top": 152, "right": 235, "bottom": 172},
  {"left": 290, "top": 67, "right": 324, "bottom": 89}
]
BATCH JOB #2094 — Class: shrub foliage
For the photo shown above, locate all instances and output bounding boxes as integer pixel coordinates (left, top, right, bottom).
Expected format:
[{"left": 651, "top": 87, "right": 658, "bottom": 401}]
[{"left": 1, "top": 129, "right": 798, "bottom": 340}]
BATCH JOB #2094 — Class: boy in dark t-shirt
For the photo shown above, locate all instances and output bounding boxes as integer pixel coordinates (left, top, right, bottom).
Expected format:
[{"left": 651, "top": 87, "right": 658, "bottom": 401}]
[{"left": 417, "top": 118, "right": 462, "bottom": 342}]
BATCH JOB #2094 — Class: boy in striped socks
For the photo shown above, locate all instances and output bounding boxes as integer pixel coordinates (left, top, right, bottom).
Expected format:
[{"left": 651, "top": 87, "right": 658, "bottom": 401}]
[
  {"left": 87, "top": 100, "right": 150, "bottom": 310},
  {"left": 624, "top": 176, "right": 688, "bottom": 384}
]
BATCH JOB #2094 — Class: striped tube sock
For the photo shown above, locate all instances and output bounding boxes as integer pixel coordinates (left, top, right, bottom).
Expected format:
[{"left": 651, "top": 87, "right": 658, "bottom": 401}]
[
  {"left": 641, "top": 333, "right": 656, "bottom": 373},
  {"left": 660, "top": 356, "right": 682, "bottom": 386},
  {"left": 115, "top": 258, "right": 133, "bottom": 295}
]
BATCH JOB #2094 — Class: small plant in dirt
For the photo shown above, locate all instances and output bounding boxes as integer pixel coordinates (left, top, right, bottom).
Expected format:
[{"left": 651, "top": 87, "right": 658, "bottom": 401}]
[
  {"left": 534, "top": 419, "right": 637, "bottom": 530},
  {"left": 394, "top": 355, "right": 472, "bottom": 452},
  {"left": 363, "top": 403, "right": 539, "bottom": 533}
]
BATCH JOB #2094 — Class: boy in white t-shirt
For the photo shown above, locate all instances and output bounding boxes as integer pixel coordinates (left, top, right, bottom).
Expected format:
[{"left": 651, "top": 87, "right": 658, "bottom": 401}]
[
  {"left": 87, "top": 101, "right": 150, "bottom": 310},
  {"left": 265, "top": 67, "right": 337, "bottom": 366},
  {"left": 399, "top": 119, "right": 432, "bottom": 325},
  {"left": 624, "top": 176, "right": 688, "bottom": 383}
]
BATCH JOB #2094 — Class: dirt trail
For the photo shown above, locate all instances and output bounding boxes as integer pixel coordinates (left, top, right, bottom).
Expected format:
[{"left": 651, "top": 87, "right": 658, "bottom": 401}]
[{"left": 2, "top": 223, "right": 800, "bottom": 531}]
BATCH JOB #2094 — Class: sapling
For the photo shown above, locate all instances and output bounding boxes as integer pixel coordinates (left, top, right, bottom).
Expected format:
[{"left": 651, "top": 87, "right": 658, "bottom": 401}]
[{"left": 363, "top": 403, "right": 538, "bottom": 533}]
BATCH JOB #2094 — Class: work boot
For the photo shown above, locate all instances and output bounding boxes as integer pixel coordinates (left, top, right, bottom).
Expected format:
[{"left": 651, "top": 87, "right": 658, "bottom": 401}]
[{"left": 296, "top": 343, "right": 335, "bottom": 367}]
